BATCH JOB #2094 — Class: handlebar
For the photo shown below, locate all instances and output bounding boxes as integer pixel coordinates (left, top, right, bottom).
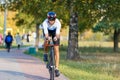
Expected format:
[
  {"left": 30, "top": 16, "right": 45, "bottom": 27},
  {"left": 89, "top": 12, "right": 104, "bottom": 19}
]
[
  {"left": 45, "top": 37, "right": 58, "bottom": 47},
  {"left": 45, "top": 38, "right": 54, "bottom": 47}
]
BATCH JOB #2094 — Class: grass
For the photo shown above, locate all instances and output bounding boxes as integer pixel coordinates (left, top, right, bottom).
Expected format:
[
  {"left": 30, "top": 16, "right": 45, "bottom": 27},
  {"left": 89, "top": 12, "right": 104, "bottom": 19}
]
[
  {"left": 59, "top": 46, "right": 120, "bottom": 80},
  {"left": 24, "top": 41, "right": 120, "bottom": 80}
]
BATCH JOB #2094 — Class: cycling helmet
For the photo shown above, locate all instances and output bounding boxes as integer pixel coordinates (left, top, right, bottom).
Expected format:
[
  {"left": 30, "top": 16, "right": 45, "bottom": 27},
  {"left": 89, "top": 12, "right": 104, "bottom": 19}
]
[{"left": 47, "top": 11, "right": 56, "bottom": 21}]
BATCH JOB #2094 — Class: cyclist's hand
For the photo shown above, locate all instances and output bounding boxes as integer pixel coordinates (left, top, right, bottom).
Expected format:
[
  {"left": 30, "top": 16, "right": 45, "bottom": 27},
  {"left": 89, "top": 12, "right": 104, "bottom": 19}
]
[
  {"left": 46, "top": 37, "right": 51, "bottom": 41},
  {"left": 53, "top": 37, "right": 57, "bottom": 41},
  {"left": 44, "top": 38, "right": 49, "bottom": 46}
]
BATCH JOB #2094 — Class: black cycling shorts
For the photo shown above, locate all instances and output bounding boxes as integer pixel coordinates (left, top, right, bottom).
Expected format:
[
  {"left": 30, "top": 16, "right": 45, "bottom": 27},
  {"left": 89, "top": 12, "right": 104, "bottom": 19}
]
[{"left": 48, "top": 29, "right": 60, "bottom": 45}]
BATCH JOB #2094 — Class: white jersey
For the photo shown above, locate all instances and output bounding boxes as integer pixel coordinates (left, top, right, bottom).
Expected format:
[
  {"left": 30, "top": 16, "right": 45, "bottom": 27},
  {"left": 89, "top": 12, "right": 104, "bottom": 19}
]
[{"left": 42, "top": 18, "right": 61, "bottom": 35}]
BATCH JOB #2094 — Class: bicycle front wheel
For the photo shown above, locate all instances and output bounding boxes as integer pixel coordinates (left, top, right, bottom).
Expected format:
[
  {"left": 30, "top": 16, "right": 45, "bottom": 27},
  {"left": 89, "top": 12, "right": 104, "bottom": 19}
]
[
  {"left": 49, "top": 66, "right": 55, "bottom": 80},
  {"left": 49, "top": 48, "right": 55, "bottom": 80}
]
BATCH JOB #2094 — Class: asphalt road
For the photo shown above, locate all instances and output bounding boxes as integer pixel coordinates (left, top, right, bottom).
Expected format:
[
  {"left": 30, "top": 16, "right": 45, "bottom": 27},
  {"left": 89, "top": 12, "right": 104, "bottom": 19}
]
[{"left": 0, "top": 48, "right": 69, "bottom": 80}]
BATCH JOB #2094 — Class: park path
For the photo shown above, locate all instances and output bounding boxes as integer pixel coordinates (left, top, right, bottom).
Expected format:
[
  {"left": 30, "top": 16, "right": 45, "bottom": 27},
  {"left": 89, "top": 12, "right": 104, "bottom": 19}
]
[{"left": 0, "top": 48, "right": 69, "bottom": 80}]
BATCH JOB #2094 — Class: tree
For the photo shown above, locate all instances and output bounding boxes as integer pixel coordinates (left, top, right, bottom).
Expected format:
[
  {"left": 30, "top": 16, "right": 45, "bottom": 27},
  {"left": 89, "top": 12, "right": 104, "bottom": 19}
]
[
  {"left": 93, "top": 0, "right": 120, "bottom": 52},
  {"left": 66, "top": 0, "right": 80, "bottom": 60},
  {"left": 66, "top": 0, "right": 97, "bottom": 60},
  {"left": 67, "top": 12, "right": 80, "bottom": 60}
]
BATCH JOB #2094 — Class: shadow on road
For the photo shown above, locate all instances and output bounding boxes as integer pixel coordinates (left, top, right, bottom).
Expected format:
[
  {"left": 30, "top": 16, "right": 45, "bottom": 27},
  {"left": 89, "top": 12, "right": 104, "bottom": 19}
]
[{"left": 0, "top": 70, "right": 49, "bottom": 80}]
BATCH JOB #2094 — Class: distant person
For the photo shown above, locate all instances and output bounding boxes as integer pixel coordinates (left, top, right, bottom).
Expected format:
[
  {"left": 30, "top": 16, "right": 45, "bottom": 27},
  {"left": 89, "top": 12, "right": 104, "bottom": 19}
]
[
  {"left": 22, "top": 33, "right": 27, "bottom": 41},
  {"left": 22, "top": 34, "right": 25, "bottom": 40},
  {"left": 26, "top": 33, "right": 30, "bottom": 42},
  {"left": 0, "top": 34, "right": 3, "bottom": 45},
  {"left": 32, "top": 31, "right": 36, "bottom": 46},
  {"left": 5, "top": 32, "right": 13, "bottom": 52},
  {"left": 39, "top": 24, "right": 44, "bottom": 38},
  {"left": 15, "top": 33, "right": 22, "bottom": 49}
]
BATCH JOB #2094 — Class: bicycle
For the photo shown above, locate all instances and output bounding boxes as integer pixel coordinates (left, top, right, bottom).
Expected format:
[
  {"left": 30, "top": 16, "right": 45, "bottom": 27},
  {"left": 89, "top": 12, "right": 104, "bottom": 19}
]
[{"left": 46, "top": 38, "right": 55, "bottom": 80}]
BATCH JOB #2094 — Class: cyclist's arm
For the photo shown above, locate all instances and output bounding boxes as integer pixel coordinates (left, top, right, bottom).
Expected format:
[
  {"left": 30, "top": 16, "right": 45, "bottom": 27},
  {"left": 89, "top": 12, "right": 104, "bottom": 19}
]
[
  {"left": 42, "top": 20, "right": 49, "bottom": 39},
  {"left": 55, "top": 19, "right": 61, "bottom": 39}
]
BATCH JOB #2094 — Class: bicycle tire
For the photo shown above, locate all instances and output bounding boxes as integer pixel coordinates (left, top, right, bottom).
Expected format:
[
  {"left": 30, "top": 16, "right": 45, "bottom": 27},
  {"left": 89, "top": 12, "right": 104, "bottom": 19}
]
[{"left": 49, "top": 47, "right": 55, "bottom": 80}]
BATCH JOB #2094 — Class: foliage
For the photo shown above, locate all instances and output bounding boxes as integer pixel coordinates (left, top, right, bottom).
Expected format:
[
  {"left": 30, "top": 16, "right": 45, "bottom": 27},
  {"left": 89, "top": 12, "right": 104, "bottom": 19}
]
[
  {"left": 13, "top": 0, "right": 69, "bottom": 28},
  {"left": 10, "top": 0, "right": 99, "bottom": 32},
  {"left": 15, "top": 13, "right": 34, "bottom": 28},
  {"left": 1, "top": 0, "right": 119, "bottom": 33},
  {"left": 93, "top": 0, "right": 120, "bottom": 34},
  {"left": 93, "top": 18, "right": 120, "bottom": 34}
]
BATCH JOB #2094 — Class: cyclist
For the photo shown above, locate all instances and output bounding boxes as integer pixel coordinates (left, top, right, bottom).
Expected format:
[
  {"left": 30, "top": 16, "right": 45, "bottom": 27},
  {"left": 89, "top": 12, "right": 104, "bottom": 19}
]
[{"left": 42, "top": 11, "right": 61, "bottom": 77}]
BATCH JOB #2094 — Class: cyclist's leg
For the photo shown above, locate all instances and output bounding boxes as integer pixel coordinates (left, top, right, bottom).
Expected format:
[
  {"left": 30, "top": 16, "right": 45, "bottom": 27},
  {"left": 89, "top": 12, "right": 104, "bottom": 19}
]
[
  {"left": 53, "top": 38, "right": 60, "bottom": 77},
  {"left": 54, "top": 45, "right": 59, "bottom": 69},
  {"left": 43, "top": 33, "right": 52, "bottom": 62},
  {"left": 53, "top": 38, "right": 60, "bottom": 68},
  {"left": 54, "top": 46, "right": 60, "bottom": 77},
  {"left": 43, "top": 39, "right": 49, "bottom": 62}
]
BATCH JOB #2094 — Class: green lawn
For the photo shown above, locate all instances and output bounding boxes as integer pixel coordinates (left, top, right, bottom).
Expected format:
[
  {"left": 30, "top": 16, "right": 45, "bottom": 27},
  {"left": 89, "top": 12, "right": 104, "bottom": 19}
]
[
  {"left": 58, "top": 45, "right": 120, "bottom": 80},
  {"left": 25, "top": 41, "right": 120, "bottom": 80}
]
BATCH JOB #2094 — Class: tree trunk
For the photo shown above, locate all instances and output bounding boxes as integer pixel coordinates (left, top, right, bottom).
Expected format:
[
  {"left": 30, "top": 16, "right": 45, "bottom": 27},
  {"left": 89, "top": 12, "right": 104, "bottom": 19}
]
[
  {"left": 113, "top": 29, "right": 120, "bottom": 52},
  {"left": 67, "top": 12, "right": 80, "bottom": 60},
  {"left": 35, "top": 23, "right": 40, "bottom": 52}
]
